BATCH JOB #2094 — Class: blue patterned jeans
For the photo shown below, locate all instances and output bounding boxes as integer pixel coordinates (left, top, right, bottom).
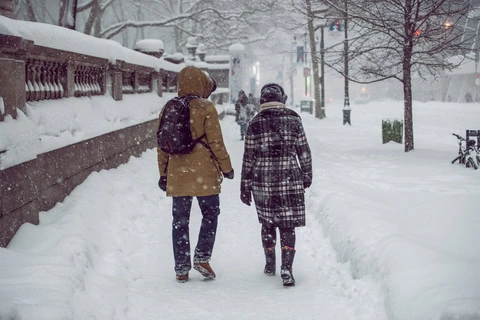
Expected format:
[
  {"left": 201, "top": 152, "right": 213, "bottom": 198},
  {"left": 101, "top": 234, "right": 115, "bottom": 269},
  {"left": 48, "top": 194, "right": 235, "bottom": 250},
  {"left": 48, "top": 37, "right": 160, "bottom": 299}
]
[{"left": 172, "top": 195, "right": 220, "bottom": 275}]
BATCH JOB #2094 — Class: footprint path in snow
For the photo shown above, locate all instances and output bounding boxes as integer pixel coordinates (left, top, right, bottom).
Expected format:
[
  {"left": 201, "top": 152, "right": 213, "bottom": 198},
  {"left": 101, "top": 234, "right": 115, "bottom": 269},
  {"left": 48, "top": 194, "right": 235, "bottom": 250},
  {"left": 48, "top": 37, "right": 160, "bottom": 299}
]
[{"left": 59, "top": 117, "right": 388, "bottom": 320}]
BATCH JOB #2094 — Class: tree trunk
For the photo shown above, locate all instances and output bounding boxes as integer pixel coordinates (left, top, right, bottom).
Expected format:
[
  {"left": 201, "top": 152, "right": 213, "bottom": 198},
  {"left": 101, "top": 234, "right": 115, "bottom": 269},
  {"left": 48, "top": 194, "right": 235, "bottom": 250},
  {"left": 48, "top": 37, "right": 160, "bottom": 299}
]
[
  {"left": 403, "top": 49, "right": 414, "bottom": 152},
  {"left": 24, "top": 0, "right": 37, "bottom": 22},
  {"left": 343, "top": 1, "right": 350, "bottom": 113},
  {"left": 59, "top": 0, "right": 67, "bottom": 25},
  {"left": 305, "top": 0, "right": 324, "bottom": 119},
  {"left": 93, "top": 16, "right": 101, "bottom": 37},
  {"left": 58, "top": 0, "right": 77, "bottom": 29},
  {"left": 402, "top": 1, "right": 414, "bottom": 152},
  {"left": 174, "top": 28, "right": 181, "bottom": 52},
  {"left": 320, "top": 26, "right": 325, "bottom": 113},
  {"left": 84, "top": 0, "right": 101, "bottom": 36}
]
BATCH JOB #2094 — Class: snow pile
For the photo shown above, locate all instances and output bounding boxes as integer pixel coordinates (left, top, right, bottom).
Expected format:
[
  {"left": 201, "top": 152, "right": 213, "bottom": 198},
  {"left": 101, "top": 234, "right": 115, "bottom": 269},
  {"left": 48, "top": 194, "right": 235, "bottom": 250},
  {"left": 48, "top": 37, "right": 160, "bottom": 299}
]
[
  {"left": 0, "top": 111, "right": 38, "bottom": 167},
  {"left": 229, "top": 43, "right": 245, "bottom": 53},
  {"left": 304, "top": 101, "right": 480, "bottom": 320},
  {"left": 0, "top": 16, "right": 160, "bottom": 69},
  {"left": 134, "top": 39, "right": 164, "bottom": 53},
  {"left": 205, "top": 55, "right": 230, "bottom": 63},
  {"left": 0, "top": 92, "right": 173, "bottom": 169},
  {"left": 0, "top": 16, "right": 186, "bottom": 73},
  {"left": 0, "top": 91, "right": 231, "bottom": 169}
]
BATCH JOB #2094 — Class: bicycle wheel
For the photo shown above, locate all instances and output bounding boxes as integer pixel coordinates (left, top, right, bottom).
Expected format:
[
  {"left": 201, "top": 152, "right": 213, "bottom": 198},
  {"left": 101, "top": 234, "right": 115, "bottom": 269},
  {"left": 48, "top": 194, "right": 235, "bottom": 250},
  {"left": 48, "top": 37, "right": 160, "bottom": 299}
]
[{"left": 466, "top": 158, "right": 478, "bottom": 170}]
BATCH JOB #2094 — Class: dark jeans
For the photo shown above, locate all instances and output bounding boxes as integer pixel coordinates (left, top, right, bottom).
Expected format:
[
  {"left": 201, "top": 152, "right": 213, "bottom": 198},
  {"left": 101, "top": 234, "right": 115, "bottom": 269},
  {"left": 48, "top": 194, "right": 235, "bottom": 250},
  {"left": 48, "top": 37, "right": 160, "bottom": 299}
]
[
  {"left": 172, "top": 195, "right": 220, "bottom": 275},
  {"left": 239, "top": 122, "right": 248, "bottom": 136},
  {"left": 261, "top": 223, "right": 296, "bottom": 249}
]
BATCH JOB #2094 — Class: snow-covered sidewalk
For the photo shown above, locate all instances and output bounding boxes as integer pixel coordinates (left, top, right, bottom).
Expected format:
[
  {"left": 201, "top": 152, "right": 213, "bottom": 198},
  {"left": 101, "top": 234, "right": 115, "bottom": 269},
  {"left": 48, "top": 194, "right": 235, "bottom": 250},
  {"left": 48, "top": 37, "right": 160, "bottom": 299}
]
[{"left": 1, "top": 100, "right": 479, "bottom": 320}]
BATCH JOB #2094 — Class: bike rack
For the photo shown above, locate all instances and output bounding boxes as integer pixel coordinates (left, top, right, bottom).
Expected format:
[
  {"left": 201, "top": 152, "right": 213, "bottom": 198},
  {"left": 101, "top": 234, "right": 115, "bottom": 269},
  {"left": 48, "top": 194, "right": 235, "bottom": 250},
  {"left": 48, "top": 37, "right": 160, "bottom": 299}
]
[{"left": 466, "top": 129, "right": 480, "bottom": 145}]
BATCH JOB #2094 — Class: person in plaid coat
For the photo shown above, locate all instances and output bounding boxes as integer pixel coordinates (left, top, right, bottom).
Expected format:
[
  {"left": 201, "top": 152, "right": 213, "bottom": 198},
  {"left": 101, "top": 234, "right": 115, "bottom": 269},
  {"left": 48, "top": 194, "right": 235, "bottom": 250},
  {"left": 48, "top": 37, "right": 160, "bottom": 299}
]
[{"left": 240, "top": 83, "right": 312, "bottom": 286}]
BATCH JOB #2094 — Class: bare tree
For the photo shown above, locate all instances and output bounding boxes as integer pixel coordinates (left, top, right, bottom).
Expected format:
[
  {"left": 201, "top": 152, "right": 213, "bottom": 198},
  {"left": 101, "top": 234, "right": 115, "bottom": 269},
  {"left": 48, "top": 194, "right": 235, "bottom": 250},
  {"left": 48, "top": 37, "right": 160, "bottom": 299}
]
[
  {"left": 14, "top": 0, "right": 279, "bottom": 54},
  {"left": 75, "top": 0, "right": 277, "bottom": 51},
  {"left": 323, "top": 0, "right": 472, "bottom": 152},
  {"left": 23, "top": 0, "right": 37, "bottom": 22},
  {"left": 78, "top": 0, "right": 115, "bottom": 36},
  {"left": 14, "top": 0, "right": 55, "bottom": 23},
  {"left": 59, "top": 0, "right": 79, "bottom": 29}
]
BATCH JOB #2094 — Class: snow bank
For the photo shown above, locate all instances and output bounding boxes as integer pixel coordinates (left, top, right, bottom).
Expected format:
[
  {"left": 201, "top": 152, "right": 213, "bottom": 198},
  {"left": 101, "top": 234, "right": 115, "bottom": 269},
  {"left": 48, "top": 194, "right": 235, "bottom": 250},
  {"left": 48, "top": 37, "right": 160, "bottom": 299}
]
[
  {"left": 304, "top": 100, "right": 480, "bottom": 320},
  {"left": 0, "top": 91, "right": 229, "bottom": 169},
  {"left": 0, "top": 92, "right": 173, "bottom": 169},
  {"left": 0, "top": 111, "right": 38, "bottom": 167},
  {"left": 0, "top": 16, "right": 160, "bottom": 69}
]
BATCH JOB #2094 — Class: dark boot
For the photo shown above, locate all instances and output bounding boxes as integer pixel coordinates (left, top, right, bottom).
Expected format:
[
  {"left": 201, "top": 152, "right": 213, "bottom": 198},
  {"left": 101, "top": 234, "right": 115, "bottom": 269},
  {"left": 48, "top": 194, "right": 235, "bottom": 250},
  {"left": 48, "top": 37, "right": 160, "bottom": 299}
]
[
  {"left": 264, "top": 247, "right": 276, "bottom": 276},
  {"left": 281, "top": 246, "right": 296, "bottom": 286}
]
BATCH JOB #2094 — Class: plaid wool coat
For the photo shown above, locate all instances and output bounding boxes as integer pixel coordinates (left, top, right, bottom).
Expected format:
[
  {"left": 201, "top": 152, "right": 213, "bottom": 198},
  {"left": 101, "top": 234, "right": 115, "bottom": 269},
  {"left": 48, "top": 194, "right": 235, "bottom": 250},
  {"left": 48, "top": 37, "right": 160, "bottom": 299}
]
[{"left": 241, "top": 102, "right": 312, "bottom": 228}]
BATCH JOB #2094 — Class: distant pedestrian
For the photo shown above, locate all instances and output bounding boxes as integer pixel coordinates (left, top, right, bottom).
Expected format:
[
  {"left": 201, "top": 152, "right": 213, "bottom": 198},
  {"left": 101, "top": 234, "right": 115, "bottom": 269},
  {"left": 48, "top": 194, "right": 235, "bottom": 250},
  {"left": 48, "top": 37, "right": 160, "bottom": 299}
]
[
  {"left": 248, "top": 93, "right": 260, "bottom": 113},
  {"left": 235, "top": 90, "right": 255, "bottom": 140},
  {"left": 157, "top": 66, "right": 234, "bottom": 283},
  {"left": 240, "top": 83, "right": 312, "bottom": 286}
]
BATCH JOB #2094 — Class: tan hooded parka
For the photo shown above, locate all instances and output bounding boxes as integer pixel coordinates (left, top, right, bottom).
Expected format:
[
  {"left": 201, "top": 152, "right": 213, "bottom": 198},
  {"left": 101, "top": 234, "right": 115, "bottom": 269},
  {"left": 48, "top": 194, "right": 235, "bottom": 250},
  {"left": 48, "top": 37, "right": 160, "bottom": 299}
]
[{"left": 157, "top": 66, "right": 233, "bottom": 197}]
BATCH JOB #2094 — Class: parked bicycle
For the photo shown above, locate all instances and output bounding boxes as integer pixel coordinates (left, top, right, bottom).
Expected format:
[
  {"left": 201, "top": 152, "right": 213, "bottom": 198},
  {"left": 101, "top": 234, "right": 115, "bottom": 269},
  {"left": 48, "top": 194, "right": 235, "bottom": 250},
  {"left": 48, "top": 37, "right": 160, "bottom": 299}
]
[{"left": 451, "top": 133, "right": 479, "bottom": 170}]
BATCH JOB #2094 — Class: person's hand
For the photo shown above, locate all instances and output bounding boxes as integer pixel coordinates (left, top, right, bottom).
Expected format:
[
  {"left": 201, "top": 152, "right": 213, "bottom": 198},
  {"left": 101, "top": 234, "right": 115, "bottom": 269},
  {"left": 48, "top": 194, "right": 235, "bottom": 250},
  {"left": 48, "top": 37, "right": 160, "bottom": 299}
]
[
  {"left": 303, "top": 176, "right": 312, "bottom": 189},
  {"left": 158, "top": 176, "right": 167, "bottom": 191},
  {"left": 240, "top": 190, "right": 251, "bottom": 206},
  {"left": 223, "top": 170, "right": 234, "bottom": 180}
]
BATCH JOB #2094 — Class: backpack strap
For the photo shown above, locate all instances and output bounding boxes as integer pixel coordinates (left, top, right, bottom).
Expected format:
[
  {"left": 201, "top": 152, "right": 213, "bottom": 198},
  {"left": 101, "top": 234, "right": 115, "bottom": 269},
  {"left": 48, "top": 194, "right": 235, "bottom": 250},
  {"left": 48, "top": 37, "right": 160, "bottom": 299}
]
[
  {"left": 183, "top": 97, "right": 215, "bottom": 157},
  {"left": 196, "top": 134, "right": 213, "bottom": 153},
  {"left": 197, "top": 136, "right": 209, "bottom": 149},
  {"left": 179, "top": 94, "right": 200, "bottom": 105},
  {"left": 183, "top": 94, "right": 206, "bottom": 151}
]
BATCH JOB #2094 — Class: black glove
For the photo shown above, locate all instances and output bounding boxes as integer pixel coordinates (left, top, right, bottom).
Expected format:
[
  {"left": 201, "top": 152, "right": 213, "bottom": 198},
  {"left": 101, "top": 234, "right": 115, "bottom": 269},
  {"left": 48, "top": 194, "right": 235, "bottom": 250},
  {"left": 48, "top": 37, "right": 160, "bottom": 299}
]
[
  {"left": 158, "top": 176, "right": 167, "bottom": 191},
  {"left": 303, "top": 176, "right": 312, "bottom": 189},
  {"left": 223, "top": 170, "right": 234, "bottom": 180},
  {"left": 240, "top": 190, "right": 251, "bottom": 206}
]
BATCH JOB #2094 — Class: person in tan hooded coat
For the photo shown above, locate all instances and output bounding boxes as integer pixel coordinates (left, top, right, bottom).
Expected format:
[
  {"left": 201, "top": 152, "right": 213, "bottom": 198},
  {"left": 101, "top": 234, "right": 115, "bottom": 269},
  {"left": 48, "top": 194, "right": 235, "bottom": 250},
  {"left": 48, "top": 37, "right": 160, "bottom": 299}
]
[{"left": 157, "top": 66, "right": 233, "bottom": 283}]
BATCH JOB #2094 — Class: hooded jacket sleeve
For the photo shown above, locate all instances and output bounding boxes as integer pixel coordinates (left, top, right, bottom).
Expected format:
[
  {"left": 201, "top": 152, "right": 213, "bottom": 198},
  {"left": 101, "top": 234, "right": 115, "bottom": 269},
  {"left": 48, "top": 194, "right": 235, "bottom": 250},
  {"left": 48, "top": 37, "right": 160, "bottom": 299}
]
[
  {"left": 204, "top": 104, "right": 233, "bottom": 173},
  {"left": 156, "top": 112, "right": 169, "bottom": 176},
  {"left": 157, "top": 148, "right": 169, "bottom": 176}
]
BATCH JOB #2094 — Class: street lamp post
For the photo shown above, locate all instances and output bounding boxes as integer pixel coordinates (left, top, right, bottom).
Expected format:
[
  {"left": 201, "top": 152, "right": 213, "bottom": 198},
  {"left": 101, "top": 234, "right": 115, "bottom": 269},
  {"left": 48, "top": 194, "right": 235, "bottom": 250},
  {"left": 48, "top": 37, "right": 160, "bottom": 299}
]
[
  {"left": 290, "top": 37, "right": 295, "bottom": 107},
  {"left": 476, "top": 49, "right": 479, "bottom": 102},
  {"left": 342, "top": 0, "right": 351, "bottom": 125},
  {"left": 320, "top": 25, "right": 326, "bottom": 117},
  {"left": 304, "top": 32, "right": 308, "bottom": 97}
]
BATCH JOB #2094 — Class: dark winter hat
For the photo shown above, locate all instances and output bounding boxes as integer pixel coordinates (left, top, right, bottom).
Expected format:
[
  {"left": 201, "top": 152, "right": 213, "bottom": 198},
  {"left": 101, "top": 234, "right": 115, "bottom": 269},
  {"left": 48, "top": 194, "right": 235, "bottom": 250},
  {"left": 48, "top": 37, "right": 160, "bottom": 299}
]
[{"left": 260, "top": 83, "right": 287, "bottom": 104}]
